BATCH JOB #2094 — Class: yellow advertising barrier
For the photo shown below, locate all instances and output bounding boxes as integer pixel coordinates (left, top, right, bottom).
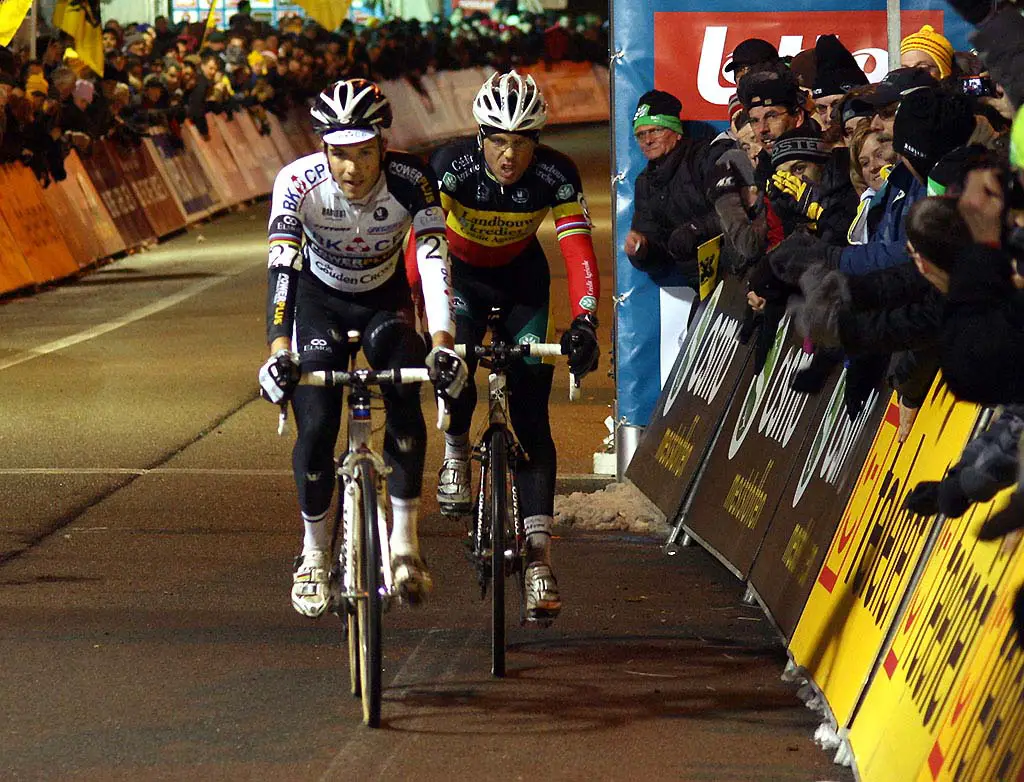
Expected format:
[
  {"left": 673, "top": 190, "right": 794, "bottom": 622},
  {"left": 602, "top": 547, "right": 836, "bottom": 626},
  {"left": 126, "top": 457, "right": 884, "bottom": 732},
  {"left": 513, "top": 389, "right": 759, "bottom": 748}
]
[
  {"left": 848, "top": 436, "right": 1018, "bottom": 781},
  {"left": 918, "top": 536, "right": 1024, "bottom": 781},
  {"left": 788, "top": 378, "right": 982, "bottom": 727}
]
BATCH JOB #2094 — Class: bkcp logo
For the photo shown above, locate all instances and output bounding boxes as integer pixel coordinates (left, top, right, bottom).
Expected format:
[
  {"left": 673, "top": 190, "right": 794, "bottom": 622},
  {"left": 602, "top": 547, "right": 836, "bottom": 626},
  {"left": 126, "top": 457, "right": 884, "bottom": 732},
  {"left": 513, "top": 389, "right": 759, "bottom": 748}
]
[{"left": 653, "top": 10, "right": 943, "bottom": 121}]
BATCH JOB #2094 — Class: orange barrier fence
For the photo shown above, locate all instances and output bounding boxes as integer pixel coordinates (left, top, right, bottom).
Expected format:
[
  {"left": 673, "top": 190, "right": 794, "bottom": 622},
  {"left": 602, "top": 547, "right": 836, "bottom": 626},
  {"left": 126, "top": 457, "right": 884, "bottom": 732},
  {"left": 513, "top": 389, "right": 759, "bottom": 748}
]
[{"left": 0, "top": 65, "right": 609, "bottom": 298}]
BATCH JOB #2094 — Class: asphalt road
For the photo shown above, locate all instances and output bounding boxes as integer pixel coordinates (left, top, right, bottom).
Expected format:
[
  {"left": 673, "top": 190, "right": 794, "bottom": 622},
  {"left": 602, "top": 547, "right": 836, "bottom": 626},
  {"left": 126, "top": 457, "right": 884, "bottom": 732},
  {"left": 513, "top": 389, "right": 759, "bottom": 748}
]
[{"left": 0, "top": 126, "right": 851, "bottom": 782}]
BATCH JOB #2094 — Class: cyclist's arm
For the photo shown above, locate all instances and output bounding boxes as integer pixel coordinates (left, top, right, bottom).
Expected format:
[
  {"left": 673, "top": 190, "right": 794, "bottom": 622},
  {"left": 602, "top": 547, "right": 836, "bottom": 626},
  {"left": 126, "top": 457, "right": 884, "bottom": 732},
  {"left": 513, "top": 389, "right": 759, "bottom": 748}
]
[
  {"left": 266, "top": 165, "right": 305, "bottom": 350},
  {"left": 550, "top": 161, "right": 600, "bottom": 318},
  {"left": 389, "top": 152, "right": 455, "bottom": 346}
]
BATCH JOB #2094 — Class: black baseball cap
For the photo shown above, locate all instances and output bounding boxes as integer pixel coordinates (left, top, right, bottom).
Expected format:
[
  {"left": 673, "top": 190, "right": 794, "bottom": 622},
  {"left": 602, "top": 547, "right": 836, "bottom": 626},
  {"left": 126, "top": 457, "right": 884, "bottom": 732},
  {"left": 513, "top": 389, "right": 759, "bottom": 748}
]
[
  {"left": 847, "top": 67, "right": 937, "bottom": 112},
  {"left": 724, "top": 38, "right": 780, "bottom": 74}
]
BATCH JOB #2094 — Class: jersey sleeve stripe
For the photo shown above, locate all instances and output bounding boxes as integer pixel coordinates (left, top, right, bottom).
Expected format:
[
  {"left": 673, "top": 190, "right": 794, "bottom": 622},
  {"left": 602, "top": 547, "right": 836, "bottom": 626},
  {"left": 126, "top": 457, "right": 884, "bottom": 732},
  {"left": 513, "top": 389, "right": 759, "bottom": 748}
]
[{"left": 269, "top": 235, "right": 302, "bottom": 246}]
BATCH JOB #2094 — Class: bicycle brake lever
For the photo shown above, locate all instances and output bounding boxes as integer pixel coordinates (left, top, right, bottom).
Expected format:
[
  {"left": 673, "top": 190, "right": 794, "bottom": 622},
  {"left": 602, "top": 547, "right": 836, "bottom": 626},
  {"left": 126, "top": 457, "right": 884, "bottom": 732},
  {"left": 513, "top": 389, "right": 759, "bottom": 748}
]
[
  {"left": 277, "top": 405, "right": 289, "bottom": 436},
  {"left": 436, "top": 395, "right": 450, "bottom": 432},
  {"left": 569, "top": 373, "right": 581, "bottom": 402}
]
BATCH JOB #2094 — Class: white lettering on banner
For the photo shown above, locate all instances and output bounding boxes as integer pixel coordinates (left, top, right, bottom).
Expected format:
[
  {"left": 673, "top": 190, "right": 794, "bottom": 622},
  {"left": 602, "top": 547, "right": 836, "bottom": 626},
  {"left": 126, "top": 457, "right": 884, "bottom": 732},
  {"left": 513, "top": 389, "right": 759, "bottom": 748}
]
[
  {"left": 791, "top": 373, "right": 880, "bottom": 506},
  {"left": 662, "top": 280, "right": 723, "bottom": 418},
  {"left": 727, "top": 315, "right": 794, "bottom": 459},
  {"left": 695, "top": 28, "right": 890, "bottom": 109},
  {"left": 756, "top": 346, "right": 813, "bottom": 447},
  {"left": 685, "top": 311, "right": 741, "bottom": 406}
]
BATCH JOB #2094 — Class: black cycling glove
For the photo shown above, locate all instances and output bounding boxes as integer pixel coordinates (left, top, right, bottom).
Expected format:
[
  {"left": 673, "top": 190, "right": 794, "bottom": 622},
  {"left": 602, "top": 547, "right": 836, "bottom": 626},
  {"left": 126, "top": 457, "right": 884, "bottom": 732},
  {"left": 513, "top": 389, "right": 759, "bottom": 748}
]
[{"left": 560, "top": 314, "right": 599, "bottom": 377}]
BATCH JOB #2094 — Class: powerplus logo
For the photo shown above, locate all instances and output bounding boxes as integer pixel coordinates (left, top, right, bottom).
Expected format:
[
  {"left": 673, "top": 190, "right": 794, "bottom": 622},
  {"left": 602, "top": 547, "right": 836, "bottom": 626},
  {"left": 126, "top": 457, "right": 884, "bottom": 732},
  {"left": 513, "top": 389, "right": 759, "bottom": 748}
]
[{"left": 653, "top": 10, "right": 942, "bottom": 121}]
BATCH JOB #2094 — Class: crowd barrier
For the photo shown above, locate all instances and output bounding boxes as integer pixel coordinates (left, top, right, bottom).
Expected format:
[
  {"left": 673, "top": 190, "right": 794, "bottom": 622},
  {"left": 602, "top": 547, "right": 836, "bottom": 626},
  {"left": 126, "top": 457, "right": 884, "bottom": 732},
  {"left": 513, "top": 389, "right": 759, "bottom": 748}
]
[
  {"left": 628, "top": 273, "right": 1024, "bottom": 780},
  {"left": 0, "top": 62, "right": 610, "bottom": 299}
]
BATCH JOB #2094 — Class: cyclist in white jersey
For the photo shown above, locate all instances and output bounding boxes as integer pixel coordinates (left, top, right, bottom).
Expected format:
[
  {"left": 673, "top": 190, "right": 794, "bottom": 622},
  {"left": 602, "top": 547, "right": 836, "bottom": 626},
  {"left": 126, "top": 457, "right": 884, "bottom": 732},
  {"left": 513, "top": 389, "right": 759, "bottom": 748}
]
[{"left": 258, "top": 78, "right": 467, "bottom": 618}]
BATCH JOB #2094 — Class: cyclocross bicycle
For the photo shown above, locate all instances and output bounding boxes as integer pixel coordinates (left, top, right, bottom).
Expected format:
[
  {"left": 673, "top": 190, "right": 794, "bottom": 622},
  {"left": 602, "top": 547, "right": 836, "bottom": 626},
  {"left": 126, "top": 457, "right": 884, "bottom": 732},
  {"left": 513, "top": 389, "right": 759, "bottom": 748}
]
[
  {"left": 455, "top": 310, "right": 579, "bottom": 677},
  {"left": 283, "top": 332, "right": 442, "bottom": 728}
]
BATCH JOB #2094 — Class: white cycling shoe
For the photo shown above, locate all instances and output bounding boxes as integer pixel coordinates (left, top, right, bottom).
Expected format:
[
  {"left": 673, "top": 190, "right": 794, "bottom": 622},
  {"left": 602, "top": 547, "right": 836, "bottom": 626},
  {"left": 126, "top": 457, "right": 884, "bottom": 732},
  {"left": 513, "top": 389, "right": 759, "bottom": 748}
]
[
  {"left": 437, "top": 457, "right": 471, "bottom": 514},
  {"left": 291, "top": 549, "right": 331, "bottom": 618},
  {"left": 524, "top": 562, "right": 561, "bottom": 623}
]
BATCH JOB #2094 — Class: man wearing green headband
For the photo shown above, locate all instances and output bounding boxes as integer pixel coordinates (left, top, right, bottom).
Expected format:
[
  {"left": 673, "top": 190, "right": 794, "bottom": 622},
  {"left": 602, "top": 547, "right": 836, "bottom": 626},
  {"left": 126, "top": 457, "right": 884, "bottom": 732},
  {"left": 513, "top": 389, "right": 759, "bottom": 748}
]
[{"left": 625, "top": 88, "right": 731, "bottom": 289}]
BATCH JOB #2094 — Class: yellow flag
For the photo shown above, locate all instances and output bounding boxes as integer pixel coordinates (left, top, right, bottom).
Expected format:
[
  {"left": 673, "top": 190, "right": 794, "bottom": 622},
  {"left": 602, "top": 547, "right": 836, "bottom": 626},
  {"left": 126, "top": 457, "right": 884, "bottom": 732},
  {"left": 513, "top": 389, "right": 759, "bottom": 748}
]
[
  {"left": 52, "top": 0, "right": 103, "bottom": 77},
  {"left": 200, "top": 1, "right": 217, "bottom": 49},
  {"left": 697, "top": 234, "right": 722, "bottom": 300},
  {"left": 295, "top": 0, "right": 351, "bottom": 32},
  {"left": 0, "top": 0, "right": 33, "bottom": 46}
]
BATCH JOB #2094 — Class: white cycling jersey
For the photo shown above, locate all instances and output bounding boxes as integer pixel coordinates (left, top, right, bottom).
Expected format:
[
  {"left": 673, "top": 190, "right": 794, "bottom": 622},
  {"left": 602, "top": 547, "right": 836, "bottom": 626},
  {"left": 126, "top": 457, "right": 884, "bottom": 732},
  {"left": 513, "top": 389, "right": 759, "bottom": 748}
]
[{"left": 266, "top": 149, "right": 454, "bottom": 343}]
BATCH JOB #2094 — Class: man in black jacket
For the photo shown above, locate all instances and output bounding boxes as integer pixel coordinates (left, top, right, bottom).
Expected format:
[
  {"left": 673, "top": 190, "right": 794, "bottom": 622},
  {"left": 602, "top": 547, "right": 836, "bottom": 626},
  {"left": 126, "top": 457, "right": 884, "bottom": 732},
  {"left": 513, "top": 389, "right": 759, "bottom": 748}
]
[{"left": 625, "top": 89, "right": 730, "bottom": 289}]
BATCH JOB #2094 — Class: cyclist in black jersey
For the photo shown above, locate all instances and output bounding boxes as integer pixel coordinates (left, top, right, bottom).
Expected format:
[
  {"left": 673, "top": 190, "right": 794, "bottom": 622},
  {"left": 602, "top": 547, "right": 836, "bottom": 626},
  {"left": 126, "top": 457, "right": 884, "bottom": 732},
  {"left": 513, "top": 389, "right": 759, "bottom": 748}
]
[
  {"left": 258, "top": 79, "right": 467, "bottom": 618},
  {"left": 428, "top": 71, "right": 601, "bottom": 622}
]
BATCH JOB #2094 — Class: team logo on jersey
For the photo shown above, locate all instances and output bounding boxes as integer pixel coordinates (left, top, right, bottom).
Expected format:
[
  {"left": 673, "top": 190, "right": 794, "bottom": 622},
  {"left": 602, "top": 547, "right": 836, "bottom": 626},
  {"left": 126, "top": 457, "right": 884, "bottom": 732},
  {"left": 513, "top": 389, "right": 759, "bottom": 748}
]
[
  {"left": 477, "top": 183, "right": 490, "bottom": 200},
  {"left": 557, "top": 183, "right": 575, "bottom": 201},
  {"left": 579, "top": 295, "right": 597, "bottom": 312},
  {"left": 344, "top": 236, "right": 370, "bottom": 253},
  {"left": 373, "top": 206, "right": 389, "bottom": 221},
  {"left": 520, "top": 332, "right": 540, "bottom": 344},
  {"left": 442, "top": 172, "right": 457, "bottom": 191},
  {"left": 512, "top": 189, "right": 529, "bottom": 204}
]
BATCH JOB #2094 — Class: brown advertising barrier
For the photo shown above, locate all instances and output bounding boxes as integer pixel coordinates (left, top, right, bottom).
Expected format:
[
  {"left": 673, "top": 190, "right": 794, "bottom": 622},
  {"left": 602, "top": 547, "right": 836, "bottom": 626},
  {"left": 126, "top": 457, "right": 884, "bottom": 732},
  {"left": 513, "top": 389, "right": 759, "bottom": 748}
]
[
  {"left": 39, "top": 173, "right": 101, "bottom": 267},
  {"left": 212, "top": 113, "right": 271, "bottom": 196},
  {"left": 79, "top": 142, "right": 156, "bottom": 249},
  {"left": 107, "top": 139, "right": 188, "bottom": 239},
  {"left": 0, "top": 165, "right": 79, "bottom": 285},
  {"left": 145, "top": 130, "right": 219, "bottom": 223},
  {"left": 266, "top": 112, "right": 300, "bottom": 168},
  {"left": 747, "top": 367, "right": 887, "bottom": 639},
  {"left": 626, "top": 276, "right": 751, "bottom": 519},
  {"left": 524, "top": 62, "right": 609, "bottom": 124},
  {"left": 62, "top": 151, "right": 127, "bottom": 259},
  {"left": 680, "top": 314, "right": 826, "bottom": 578},
  {"left": 0, "top": 206, "right": 36, "bottom": 294},
  {"left": 183, "top": 118, "right": 245, "bottom": 207},
  {"left": 233, "top": 109, "right": 283, "bottom": 187}
]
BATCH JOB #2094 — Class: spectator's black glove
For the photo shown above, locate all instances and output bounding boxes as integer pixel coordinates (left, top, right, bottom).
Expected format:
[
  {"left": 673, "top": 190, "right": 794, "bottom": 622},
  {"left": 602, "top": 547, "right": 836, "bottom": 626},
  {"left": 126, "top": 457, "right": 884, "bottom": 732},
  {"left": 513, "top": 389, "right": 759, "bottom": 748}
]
[
  {"left": 708, "top": 148, "right": 756, "bottom": 202},
  {"left": 560, "top": 313, "right": 599, "bottom": 377},
  {"left": 425, "top": 345, "right": 468, "bottom": 401},
  {"left": 945, "top": 0, "right": 999, "bottom": 25},
  {"left": 938, "top": 471, "right": 973, "bottom": 518},
  {"left": 768, "top": 231, "right": 830, "bottom": 285},
  {"left": 258, "top": 348, "right": 300, "bottom": 404},
  {"left": 668, "top": 222, "right": 700, "bottom": 261},
  {"left": 978, "top": 490, "right": 1024, "bottom": 540},
  {"left": 903, "top": 481, "right": 941, "bottom": 516},
  {"left": 792, "top": 267, "right": 850, "bottom": 348}
]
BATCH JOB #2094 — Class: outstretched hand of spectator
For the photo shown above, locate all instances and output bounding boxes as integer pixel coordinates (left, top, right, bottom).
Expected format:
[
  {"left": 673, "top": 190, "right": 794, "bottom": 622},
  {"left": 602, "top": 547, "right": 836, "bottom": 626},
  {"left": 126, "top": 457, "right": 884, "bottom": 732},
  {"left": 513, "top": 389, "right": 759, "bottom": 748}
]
[
  {"left": 624, "top": 229, "right": 648, "bottom": 260},
  {"left": 958, "top": 168, "right": 1004, "bottom": 246}
]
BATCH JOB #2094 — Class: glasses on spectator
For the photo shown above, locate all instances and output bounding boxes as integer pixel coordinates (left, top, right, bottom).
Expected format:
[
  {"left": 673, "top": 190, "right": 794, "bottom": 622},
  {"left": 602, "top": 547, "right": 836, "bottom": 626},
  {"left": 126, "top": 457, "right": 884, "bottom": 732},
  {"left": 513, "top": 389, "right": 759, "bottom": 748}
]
[
  {"left": 634, "top": 127, "right": 672, "bottom": 143},
  {"left": 875, "top": 104, "right": 898, "bottom": 120}
]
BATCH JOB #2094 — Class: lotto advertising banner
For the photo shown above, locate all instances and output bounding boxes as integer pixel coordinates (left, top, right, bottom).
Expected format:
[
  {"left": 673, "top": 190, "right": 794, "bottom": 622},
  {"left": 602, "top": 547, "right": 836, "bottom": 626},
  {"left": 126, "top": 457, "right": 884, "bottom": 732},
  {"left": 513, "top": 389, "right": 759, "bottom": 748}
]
[
  {"left": 625, "top": 276, "right": 751, "bottom": 518},
  {"left": 680, "top": 315, "right": 824, "bottom": 578},
  {"left": 612, "top": 0, "right": 973, "bottom": 427},
  {"left": 787, "top": 378, "right": 982, "bottom": 728},
  {"left": 0, "top": 165, "right": 79, "bottom": 285},
  {"left": 748, "top": 367, "right": 886, "bottom": 640},
  {"left": 848, "top": 468, "right": 1018, "bottom": 782}
]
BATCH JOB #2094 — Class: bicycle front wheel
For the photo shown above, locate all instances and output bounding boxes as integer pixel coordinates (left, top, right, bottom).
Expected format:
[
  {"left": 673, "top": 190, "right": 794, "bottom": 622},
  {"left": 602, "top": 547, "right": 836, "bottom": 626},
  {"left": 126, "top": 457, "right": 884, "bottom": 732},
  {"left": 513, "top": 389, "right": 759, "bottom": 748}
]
[
  {"left": 488, "top": 428, "right": 509, "bottom": 678},
  {"left": 357, "top": 464, "right": 383, "bottom": 728}
]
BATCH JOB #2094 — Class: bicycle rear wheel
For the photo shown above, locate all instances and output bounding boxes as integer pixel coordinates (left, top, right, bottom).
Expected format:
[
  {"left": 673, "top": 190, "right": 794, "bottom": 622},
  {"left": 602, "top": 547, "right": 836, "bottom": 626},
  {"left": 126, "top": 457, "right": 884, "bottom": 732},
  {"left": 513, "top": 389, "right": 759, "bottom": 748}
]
[
  {"left": 488, "top": 428, "right": 509, "bottom": 678},
  {"left": 357, "top": 464, "right": 383, "bottom": 727}
]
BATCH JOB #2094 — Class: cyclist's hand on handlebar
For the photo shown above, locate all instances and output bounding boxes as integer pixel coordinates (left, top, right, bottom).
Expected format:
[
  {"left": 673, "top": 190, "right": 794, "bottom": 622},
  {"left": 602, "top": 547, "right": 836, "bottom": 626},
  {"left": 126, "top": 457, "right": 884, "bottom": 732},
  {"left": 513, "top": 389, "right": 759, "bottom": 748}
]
[
  {"left": 560, "top": 313, "right": 599, "bottom": 377},
  {"left": 425, "top": 345, "right": 468, "bottom": 401},
  {"left": 258, "top": 348, "right": 300, "bottom": 404}
]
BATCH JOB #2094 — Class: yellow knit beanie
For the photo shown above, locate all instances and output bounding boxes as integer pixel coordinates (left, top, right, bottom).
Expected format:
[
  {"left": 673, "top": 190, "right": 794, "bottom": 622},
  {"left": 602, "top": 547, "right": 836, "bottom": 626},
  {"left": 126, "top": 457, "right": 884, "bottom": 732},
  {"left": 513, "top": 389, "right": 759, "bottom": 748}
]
[{"left": 900, "top": 25, "right": 953, "bottom": 79}]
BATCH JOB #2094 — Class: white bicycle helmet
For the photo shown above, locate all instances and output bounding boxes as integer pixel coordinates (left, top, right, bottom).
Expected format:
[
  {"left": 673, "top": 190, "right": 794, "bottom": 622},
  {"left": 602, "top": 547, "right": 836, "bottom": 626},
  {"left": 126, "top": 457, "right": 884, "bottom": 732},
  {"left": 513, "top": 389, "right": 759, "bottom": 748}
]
[
  {"left": 310, "top": 78, "right": 392, "bottom": 145},
  {"left": 472, "top": 70, "right": 548, "bottom": 133}
]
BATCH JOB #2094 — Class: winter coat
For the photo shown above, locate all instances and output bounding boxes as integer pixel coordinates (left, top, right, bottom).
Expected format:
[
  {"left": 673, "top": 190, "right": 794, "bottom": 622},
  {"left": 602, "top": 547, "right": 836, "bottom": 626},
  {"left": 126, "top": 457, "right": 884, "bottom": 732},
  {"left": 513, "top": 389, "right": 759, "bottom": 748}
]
[
  {"left": 629, "top": 134, "right": 732, "bottom": 287},
  {"left": 837, "top": 162, "right": 925, "bottom": 276}
]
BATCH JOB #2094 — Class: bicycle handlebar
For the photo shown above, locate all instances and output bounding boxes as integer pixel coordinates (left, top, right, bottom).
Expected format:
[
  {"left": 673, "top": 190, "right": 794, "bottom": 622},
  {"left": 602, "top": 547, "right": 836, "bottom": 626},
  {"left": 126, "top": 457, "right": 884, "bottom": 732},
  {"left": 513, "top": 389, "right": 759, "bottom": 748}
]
[
  {"left": 298, "top": 368, "right": 431, "bottom": 387},
  {"left": 453, "top": 342, "right": 582, "bottom": 401}
]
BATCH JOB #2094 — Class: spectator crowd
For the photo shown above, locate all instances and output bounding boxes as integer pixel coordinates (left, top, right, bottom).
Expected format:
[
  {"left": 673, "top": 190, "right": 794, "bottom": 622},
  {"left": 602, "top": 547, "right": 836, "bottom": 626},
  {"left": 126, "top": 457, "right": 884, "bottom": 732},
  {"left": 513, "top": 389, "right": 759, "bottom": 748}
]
[
  {"left": 625, "top": 1, "right": 1024, "bottom": 635},
  {"left": 0, "top": 1, "right": 608, "bottom": 186}
]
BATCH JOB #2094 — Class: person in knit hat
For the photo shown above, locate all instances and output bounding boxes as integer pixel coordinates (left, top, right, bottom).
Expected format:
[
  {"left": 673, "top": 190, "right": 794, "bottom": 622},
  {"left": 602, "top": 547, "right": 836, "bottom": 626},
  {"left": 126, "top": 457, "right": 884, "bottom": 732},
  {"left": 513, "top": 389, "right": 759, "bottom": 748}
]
[
  {"left": 811, "top": 34, "right": 868, "bottom": 133},
  {"left": 900, "top": 25, "right": 954, "bottom": 80},
  {"left": 892, "top": 86, "right": 975, "bottom": 181}
]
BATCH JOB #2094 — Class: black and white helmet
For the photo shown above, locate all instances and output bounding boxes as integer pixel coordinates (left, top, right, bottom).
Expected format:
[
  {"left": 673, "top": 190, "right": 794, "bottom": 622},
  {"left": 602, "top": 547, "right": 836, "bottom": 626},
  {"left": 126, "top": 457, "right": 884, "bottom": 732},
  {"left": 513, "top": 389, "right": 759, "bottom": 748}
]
[
  {"left": 472, "top": 70, "right": 547, "bottom": 133},
  {"left": 310, "top": 78, "right": 392, "bottom": 145}
]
